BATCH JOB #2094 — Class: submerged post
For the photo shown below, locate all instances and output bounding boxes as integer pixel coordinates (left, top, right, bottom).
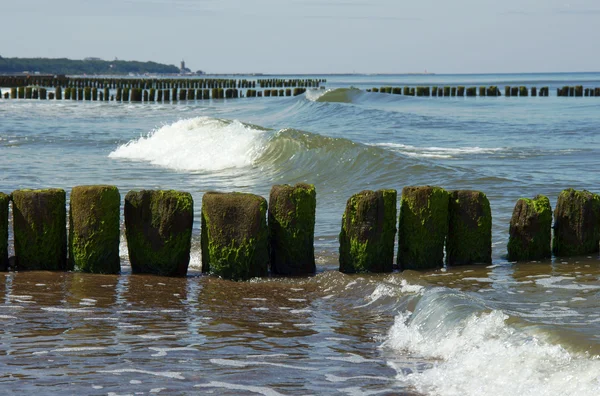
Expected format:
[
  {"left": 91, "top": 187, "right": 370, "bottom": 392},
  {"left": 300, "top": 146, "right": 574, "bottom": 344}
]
[
  {"left": 339, "top": 189, "right": 397, "bottom": 273},
  {"left": 124, "top": 190, "right": 193, "bottom": 276},
  {"left": 69, "top": 185, "right": 121, "bottom": 274},
  {"left": 12, "top": 189, "right": 67, "bottom": 270},
  {"left": 398, "top": 186, "right": 449, "bottom": 270},
  {"left": 201, "top": 192, "right": 269, "bottom": 280},
  {"left": 446, "top": 190, "right": 492, "bottom": 266},
  {"left": 507, "top": 195, "right": 552, "bottom": 261}
]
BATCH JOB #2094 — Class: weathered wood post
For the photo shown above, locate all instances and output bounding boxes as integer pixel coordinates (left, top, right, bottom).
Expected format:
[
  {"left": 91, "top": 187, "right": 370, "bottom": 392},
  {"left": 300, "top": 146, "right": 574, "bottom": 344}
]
[
  {"left": 398, "top": 186, "right": 449, "bottom": 270},
  {"left": 69, "top": 186, "right": 121, "bottom": 274},
  {"left": 124, "top": 190, "right": 193, "bottom": 276},
  {"left": 201, "top": 192, "right": 269, "bottom": 280},
  {"left": 12, "top": 189, "right": 67, "bottom": 270},
  {"left": 269, "top": 184, "right": 316, "bottom": 275},
  {"left": 446, "top": 190, "right": 492, "bottom": 266},
  {"left": 552, "top": 189, "right": 600, "bottom": 256},
  {"left": 0, "top": 193, "right": 8, "bottom": 270},
  {"left": 507, "top": 195, "right": 552, "bottom": 261},
  {"left": 339, "top": 189, "right": 397, "bottom": 273}
]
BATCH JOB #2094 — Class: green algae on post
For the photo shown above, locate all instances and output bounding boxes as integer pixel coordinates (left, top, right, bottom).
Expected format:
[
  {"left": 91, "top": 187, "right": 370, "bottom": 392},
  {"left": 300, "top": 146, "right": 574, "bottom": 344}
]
[
  {"left": 552, "top": 189, "right": 600, "bottom": 257},
  {"left": 507, "top": 195, "right": 552, "bottom": 261},
  {"left": 201, "top": 192, "right": 269, "bottom": 281},
  {"left": 397, "top": 186, "right": 449, "bottom": 271},
  {"left": 69, "top": 185, "right": 121, "bottom": 274},
  {"left": 446, "top": 190, "right": 492, "bottom": 266},
  {"left": 269, "top": 184, "right": 316, "bottom": 275},
  {"left": 0, "top": 193, "right": 8, "bottom": 270},
  {"left": 339, "top": 189, "right": 397, "bottom": 274},
  {"left": 12, "top": 188, "right": 67, "bottom": 270},
  {"left": 124, "top": 190, "right": 193, "bottom": 276}
]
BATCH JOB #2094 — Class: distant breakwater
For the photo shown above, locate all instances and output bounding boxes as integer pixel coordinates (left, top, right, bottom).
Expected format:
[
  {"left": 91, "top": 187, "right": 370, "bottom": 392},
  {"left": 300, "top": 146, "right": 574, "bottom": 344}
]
[
  {"left": 0, "top": 76, "right": 325, "bottom": 101},
  {"left": 1, "top": 185, "right": 598, "bottom": 280},
  {"left": 1, "top": 76, "right": 600, "bottom": 102}
]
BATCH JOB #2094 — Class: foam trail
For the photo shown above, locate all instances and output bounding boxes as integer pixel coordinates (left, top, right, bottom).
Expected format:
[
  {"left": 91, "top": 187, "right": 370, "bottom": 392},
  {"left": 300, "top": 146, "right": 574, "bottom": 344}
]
[
  {"left": 109, "top": 117, "right": 266, "bottom": 171},
  {"left": 383, "top": 288, "right": 600, "bottom": 396}
]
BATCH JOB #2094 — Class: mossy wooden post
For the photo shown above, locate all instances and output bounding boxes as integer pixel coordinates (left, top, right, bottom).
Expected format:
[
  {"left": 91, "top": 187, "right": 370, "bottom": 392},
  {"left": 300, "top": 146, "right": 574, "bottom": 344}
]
[
  {"left": 12, "top": 189, "right": 67, "bottom": 270},
  {"left": 519, "top": 86, "right": 528, "bottom": 97},
  {"left": 446, "top": 190, "right": 491, "bottom": 266},
  {"left": 398, "top": 186, "right": 449, "bottom": 270},
  {"left": 69, "top": 185, "right": 121, "bottom": 274},
  {"left": 55, "top": 86, "right": 62, "bottom": 100},
  {"left": 11, "top": 88, "right": 17, "bottom": 99},
  {"left": 268, "top": 184, "right": 316, "bottom": 275},
  {"left": 531, "top": 87, "right": 537, "bottom": 97},
  {"left": 25, "top": 87, "right": 32, "bottom": 99},
  {"left": 157, "top": 89, "right": 163, "bottom": 102},
  {"left": 103, "top": 87, "right": 109, "bottom": 101},
  {"left": 479, "top": 87, "right": 486, "bottom": 97},
  {"left": 505, "top": 86, "right": 511, "bottom": 97},
  {"left": 552, "top": 189, "right": 600, "bottom": 257},
  {"left": 507, "top": 195, "right": 552, "bottom": 261},
  {"left": 124, "top": 190, "right": 193, "bottom": 276},
  {"left": 443, "top": 86, "right": 450, "bottom": 97},
  {"left": 0, "top": 193, "right": 8, "bottom": 270},
  {"left": 575, "top": 85, "right": 583, "bottom": 97},
  {"left": 339, "top": 189, "right": 397, "bottom": 274},
  {"left": 39, "top": 88, "right": 47, "bottom": 100},
  {"left": 201, "top": 192, "right": 269, "bottom": 280}
]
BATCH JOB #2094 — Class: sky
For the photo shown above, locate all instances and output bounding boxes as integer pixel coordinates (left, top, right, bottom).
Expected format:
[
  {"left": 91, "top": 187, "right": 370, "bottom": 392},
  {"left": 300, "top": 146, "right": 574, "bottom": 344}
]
[{"left": 1, "top": 0, "right": 598, "bottom": 74}]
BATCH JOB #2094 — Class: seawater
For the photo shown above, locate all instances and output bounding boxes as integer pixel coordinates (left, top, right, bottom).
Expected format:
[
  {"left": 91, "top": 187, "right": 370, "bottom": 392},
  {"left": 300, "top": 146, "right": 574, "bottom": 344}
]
[{"left": 1, "top": 73, "right": 600, "bottom": 395}]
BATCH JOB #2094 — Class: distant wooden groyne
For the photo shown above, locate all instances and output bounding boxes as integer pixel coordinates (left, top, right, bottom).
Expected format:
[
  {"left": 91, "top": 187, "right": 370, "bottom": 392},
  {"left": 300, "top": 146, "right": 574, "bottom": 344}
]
[
  {"left": 369, "top": 85, "right": 599, "bottom": 97},
  {"left": 0, "top": 76, "right": 325, "bottom": 101}
]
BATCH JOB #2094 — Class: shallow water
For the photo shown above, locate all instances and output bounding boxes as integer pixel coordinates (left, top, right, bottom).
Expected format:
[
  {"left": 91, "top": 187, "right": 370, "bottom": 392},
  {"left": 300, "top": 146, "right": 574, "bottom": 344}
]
[{"left": 1, "top": 73, "right": 600, "bottom": 395}]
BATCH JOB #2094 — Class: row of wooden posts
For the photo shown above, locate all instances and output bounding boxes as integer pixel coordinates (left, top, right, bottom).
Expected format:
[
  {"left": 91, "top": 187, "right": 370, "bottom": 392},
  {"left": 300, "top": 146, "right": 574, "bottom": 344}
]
[
  {"left": 368, "top": 86, "right": 555, "bottom": 97},
  {"left": 0, "top": 76, "right": 325, "bottom": 90},
  {"left": 0, "top": 185, "right": 597, "bottom": 280},
  {"left": 0, "top": 87, "right": 309, "bottom": 101}
]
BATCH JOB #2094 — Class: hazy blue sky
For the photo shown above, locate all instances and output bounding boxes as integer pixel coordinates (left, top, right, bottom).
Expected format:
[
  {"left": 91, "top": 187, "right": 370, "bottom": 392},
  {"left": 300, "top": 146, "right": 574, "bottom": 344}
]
[{"left": 2, "top": 0, "right": 598, "bottom": 74}]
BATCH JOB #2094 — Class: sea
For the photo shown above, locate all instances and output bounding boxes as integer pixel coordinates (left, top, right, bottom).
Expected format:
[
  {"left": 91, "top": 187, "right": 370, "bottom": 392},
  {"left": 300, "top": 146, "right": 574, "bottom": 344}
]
[{"left": 1, "top": 73, "right": 600, "bottom": 395}]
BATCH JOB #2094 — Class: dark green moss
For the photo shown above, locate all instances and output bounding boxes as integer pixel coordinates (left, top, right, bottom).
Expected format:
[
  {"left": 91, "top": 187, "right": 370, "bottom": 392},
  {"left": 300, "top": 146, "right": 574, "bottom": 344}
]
[
  {"left": 201, "top": 192, "right": 269, "bottom": 281},
  {"left": 552, "top": 189, "right": 600, "bottom": 257},
  {"left": 507, "top": 195, "right": 552, "bottom": 261},
  {"left": 339, "top": 189, "right": 397, "bottom": 273},
  {"left": 12, "top": 189, "right": 67, "bottom": 270},
  {"left": 125, "top": 190, "right": 193, "bottom": 276},
  {"left": 0, "top": 193, "right": 8, "bottom": 270},
  {"left": 69, "top": 185, "right": 121, "bottom": 274},
  {"left": 446, "top": 190, "right": 492, "bottom": 266},
  {"left": 268, "top": 183, "right": 316, "bottom": 275},
  {"left": 397, "top": 186, "right": 449, "bottom": 270}
]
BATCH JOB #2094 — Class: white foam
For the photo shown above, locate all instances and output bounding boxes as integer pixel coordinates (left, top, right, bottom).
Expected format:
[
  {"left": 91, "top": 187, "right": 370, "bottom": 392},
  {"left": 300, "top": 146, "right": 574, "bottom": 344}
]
[
  {"left": 371, "top": 142, "right": 503, "bottom": 159},
  {"left": 326, "top": 353, "right": 380, "bottom": 364},
  {"left": 0, "top": 315, "right": 17, "bottom": 319},
  {"left": 384, "top": 309, "right": 600, "bottom": 396},
  {"left": 195, "top": 381, "right": 286, "bottom": 396},
  {"left": 325, "top": 374, "right": 390, "bottom": 383},
  {"left": 149, "top": 346, "right": 196, "bottom": 357},
  {"left": 109, "top": 117, "right": 266, "bottom": 171},
  {"left": 99, "top": 369, "right": 184, "bottom": 380},
  {"left": 536, "top": 276, "right": 600, "bottom": 291},
  {"left": 53, "top": 347, "right": 106, "bottom": 352},
  {"left": 210, "top": 358, "right": 317, "bottom": 371},
  {"left": 41, "top": 307, "right": 91, "bottom": 313},
  {"left": 305, "top": 88, "right": 330, "bottom": 102}
]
